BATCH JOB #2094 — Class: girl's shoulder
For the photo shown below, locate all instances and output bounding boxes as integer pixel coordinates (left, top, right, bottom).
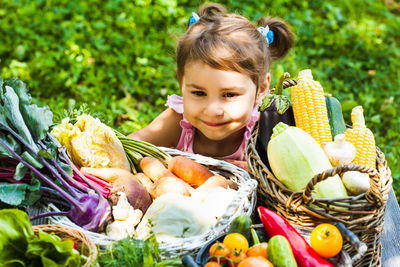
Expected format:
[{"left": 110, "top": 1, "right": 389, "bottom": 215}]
[{"left": 165, "top": 94, "right": 184, "bottom": 114}]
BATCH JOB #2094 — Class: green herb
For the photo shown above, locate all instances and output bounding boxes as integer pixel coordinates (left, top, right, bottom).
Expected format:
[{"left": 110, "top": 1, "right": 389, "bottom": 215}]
[
  {"left": 98, "top": 235, "right": 183, "bottom": 267},
  {"left": 0, "top": 209, "right": 83, "bottom": 266},
  {"left": 53, "top": 103, "right": 105, "bottom": 127}
]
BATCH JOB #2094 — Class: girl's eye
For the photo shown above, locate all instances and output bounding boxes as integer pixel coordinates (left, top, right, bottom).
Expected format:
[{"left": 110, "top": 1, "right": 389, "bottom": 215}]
[
  {"left": 191, "top": 91, "right": 206, "bottom": 97},
  {"left": 223, "top": 92, "right": 238, "bottom": 98}
]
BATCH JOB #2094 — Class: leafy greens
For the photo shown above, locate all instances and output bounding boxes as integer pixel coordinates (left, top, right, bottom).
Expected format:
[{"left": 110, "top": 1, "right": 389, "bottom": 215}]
[{"left": 0, "top": 209, "right": 82, "bottom": 267}]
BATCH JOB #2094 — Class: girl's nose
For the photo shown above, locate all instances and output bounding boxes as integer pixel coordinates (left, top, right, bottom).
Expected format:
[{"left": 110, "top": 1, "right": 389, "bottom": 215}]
[{"left": 205, "top": 100, "right": 224, "bottom": 116}]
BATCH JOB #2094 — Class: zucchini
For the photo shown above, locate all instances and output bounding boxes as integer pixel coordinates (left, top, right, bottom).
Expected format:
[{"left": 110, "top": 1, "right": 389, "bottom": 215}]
[
  {"left": 227, "top": 214, "right": 252, "bottom": 241},
  {"left": 267, "top": 122, "right": 348, "bottom": 199},
  {"left": 326, "top": 96, "right": 346, "bottom": 139},
  {"left": 267, "top": 235, "right": 297, "bottom": 267}
]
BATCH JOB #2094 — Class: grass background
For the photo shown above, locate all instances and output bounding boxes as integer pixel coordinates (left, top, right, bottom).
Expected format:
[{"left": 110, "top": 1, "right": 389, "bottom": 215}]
[{"left": 1, "top": 0, "right": 399, "bottom": 200}]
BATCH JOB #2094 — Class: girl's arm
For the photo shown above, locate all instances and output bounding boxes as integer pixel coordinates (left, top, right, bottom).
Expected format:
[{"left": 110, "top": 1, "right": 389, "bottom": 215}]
[
  {"left": 127, "top": 108, "right": 183, "bottom": 148},
  {"left": 224, "top": 159, "right": 248, "bottom": 171}
]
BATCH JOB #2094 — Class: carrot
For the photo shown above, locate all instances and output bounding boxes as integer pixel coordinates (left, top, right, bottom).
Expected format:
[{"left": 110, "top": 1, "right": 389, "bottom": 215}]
[
  {"left": 139, "top": 157, "right": 177, "bottom": 182},
  {"left": 167, "top": 156, "right": 214, "bottom": 187}
]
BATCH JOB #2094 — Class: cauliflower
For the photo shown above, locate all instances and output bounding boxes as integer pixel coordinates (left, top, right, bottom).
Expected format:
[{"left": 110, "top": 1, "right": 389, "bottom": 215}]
[
  {"left": 106, "top": 192, "right": 143, "bottom": 239},
  {"left": 112, "top": 192, "right": 143, "bottom": 225},
  {"left": 51, "top": 114, "right": 130, "bottom": 170}
]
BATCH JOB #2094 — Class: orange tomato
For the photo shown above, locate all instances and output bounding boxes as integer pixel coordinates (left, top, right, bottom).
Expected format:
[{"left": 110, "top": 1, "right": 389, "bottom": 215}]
[
  {"left": 227, "top": 250, "right": 247, "bottom": 267},
  {"left": 246, "top": 242, "right": 268, "bottom": 259},
  {"left": 310, "top": 223, "right": 343, "bottom": 258},
  {"left": 209, "top": 242, "right": 229, "bottom": 262},
  {"left": 237, "top": 256, "right": 274, "bottom": 267},
  {"left": 223, "top": 233, "right": 249, "bottom": 254},
  {"left": 204, "top": 262, "right": 222, "bottom": 267}
]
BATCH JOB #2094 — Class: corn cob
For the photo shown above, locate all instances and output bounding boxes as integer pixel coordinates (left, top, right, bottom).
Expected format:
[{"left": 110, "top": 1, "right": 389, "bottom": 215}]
[
  {"left": 344, "top": 106, "right": 376, "bottom": 169},
  {"left": 291, "top": 69, "right": 332, "bottom": 147}
]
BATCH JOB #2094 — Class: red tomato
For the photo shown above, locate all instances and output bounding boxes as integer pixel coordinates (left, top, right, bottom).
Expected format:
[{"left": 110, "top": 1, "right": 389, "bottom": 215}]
[{"left": 310, "top": 223, "right": 343, "bottom": 258}]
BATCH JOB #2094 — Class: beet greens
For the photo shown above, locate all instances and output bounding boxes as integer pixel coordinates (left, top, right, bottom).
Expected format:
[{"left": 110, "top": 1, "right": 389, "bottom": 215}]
[{"left": 0, "top": 77, "right": 111, "bottom": 232}]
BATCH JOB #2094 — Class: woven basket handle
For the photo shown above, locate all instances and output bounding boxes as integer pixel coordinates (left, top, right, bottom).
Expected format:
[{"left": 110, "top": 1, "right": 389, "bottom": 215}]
[{"left": 302, "top": 163, "right": 384, "bottom": 207}]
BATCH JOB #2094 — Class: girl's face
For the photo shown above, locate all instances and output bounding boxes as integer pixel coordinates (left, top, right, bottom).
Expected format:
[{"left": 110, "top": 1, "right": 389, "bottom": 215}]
[{"left": 181, "top": 61, "right": 264, "bottom": 142}]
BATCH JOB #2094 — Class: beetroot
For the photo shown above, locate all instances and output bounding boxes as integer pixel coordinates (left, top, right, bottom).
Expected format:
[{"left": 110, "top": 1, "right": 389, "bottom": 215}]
[{"left": 109, "top": 176, "right": 152, "bottom": 213}]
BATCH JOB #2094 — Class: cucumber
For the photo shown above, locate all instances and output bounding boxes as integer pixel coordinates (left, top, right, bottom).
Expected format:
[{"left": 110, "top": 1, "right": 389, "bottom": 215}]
[
  {"left": 326, "top": 96, "right": 347, "bottom": 139},
  {"left": 267, "top": 235, "right": 297, "bottom": 267},
  {"left": 227, "top": 214, "right": 252, "bottom": 241}
]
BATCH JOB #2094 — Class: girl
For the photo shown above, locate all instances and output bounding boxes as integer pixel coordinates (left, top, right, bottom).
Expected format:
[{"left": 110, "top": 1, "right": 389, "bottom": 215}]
[{"left": 128, "top": 3, "right": 293, "bottom": 168}]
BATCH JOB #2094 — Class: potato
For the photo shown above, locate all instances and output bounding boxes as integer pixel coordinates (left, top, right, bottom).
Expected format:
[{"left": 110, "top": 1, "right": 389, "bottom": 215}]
[{"left": 149, "top": 176, "right": 194, "bottom": 199}]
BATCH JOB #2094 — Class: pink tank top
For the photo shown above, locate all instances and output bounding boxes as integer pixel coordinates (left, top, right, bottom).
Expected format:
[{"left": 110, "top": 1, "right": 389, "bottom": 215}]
[{"left": 165, "top": 94, "right": 259, "bottom": 160}]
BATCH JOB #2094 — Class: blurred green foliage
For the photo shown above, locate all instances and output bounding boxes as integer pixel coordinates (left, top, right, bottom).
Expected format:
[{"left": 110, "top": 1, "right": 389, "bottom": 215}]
[{"left": 1, "top": 0, "right": 399, "bottom": 200}]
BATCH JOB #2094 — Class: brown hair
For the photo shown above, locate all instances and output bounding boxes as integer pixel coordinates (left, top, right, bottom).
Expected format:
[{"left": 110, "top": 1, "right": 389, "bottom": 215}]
[{"left": 176, "top": 3, "right": 294, "bottom": 90}]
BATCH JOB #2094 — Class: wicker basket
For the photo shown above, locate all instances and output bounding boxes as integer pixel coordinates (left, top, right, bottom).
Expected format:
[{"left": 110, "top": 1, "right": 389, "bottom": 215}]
[
  {"left": 32, "top": 224, "right": 97, "bottom": 267},
  {"left": 46, "top": 148, "right": 257, "bottom": 258},
  {"left": 246, "top": 121, "right": 392, "bottom": 267}
]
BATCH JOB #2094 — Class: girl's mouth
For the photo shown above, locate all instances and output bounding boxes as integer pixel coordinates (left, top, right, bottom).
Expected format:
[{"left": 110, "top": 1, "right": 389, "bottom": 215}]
[{"left": 202, "top": 121, "right": 227, "bottom": 127}]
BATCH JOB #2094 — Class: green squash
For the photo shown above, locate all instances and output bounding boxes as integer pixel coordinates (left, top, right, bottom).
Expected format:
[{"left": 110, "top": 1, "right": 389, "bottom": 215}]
[
  {"left": 326, "top": 96, "right": 347, "bottom": 139},
  {"left": 267, "top": 122, "right": 348, "bottom": 199}
]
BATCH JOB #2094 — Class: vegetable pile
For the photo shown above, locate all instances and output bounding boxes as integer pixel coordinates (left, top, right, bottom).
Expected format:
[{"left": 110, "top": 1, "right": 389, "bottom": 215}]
[
  {"left": 1, "top": 77, "right": 198, "bottom": 242},
  {"left": 202, "top": 207, "right": 346, "bottom": 267},
  {"left": 90, "top": 155, "right": 239, "bottom": 241},
  {"left": 257, "top": 70, "right": 377, "bottom": 197},
  {"left": 0, "top": 78, "right": 243, "bottom": 259}
]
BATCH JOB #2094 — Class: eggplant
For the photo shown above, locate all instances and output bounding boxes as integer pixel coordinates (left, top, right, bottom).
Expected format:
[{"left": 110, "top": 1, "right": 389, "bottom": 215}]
[{"left": 256, "top": 73, "right": 296, "bottom": 170}]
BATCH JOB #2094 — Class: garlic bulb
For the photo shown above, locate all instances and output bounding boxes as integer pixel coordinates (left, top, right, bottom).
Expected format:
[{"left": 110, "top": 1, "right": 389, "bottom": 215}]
[{"left": 323, "top": 134, "right": 356, "bottom": 167}]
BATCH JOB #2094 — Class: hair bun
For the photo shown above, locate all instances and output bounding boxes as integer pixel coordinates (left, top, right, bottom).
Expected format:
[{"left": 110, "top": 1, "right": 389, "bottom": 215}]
[
  {"left": 258, "top": 16, "right": 294, "bottom": 60},
  {"left": 198, "top": 3, "right": 227, "bottom": 18}
]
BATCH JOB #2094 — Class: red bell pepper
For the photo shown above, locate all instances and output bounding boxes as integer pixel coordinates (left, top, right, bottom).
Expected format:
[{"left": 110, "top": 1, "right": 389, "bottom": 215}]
[{"left": 258, "top": 206, "right": 334, "bottom": 267}]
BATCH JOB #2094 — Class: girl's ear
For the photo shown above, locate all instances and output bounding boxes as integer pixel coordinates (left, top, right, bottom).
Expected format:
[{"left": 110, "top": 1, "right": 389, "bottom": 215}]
[{"left": 256, "top": 73, "right": 271, "bottom": 104}]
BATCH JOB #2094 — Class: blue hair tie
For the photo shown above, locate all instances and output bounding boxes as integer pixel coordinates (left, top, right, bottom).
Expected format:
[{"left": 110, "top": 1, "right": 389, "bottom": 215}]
[
  {"left": 257, "top": 26, "right": 274, "bottom": 46},
  {"left": 188, "top": 12, "right": 200, "bottom": 27}
]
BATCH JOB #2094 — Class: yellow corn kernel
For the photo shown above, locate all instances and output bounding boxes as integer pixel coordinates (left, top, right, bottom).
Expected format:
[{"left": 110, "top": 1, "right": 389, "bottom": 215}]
[
  {"left": 344, "top": 106, "right": 376, "bottom": 168},
  {"left": 291, "top": 70, "right": 332, "bottom": 147}
]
